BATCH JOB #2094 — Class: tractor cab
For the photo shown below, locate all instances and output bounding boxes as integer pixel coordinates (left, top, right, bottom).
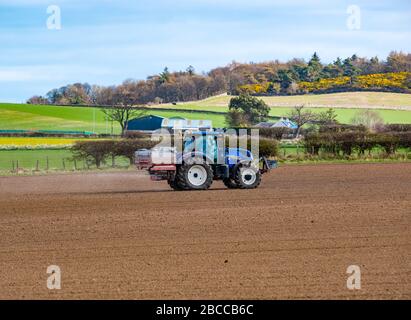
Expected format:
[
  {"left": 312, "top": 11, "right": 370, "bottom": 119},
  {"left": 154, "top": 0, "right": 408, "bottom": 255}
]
[{"left": 182, "top": 131, "right": 253, "bottom": 166}]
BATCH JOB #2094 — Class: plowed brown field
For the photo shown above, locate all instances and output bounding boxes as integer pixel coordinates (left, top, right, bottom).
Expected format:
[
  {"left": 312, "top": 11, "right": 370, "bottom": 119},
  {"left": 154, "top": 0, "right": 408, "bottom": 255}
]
[{"left": 0, "top": 163, "right": 410, "bottom": 299}]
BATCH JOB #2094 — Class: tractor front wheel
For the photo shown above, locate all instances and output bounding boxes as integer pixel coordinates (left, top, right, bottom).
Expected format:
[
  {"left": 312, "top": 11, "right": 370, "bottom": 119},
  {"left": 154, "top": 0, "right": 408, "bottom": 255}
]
[
  {"left": 223, "top": 178, "right": 239, "bottom": 189},
  {"left": 234, "top": 165, "right": 261, "bottom": 189}
]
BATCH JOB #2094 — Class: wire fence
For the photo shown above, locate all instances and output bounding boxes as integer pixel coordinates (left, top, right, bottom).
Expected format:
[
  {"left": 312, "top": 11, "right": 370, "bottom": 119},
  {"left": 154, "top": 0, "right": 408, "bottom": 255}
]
[
  {"left": 1, "top": 155, "right": 132, "bottom": 174},
  {"left": 1, "top": 145, "right": 410, "bottom": 175}
]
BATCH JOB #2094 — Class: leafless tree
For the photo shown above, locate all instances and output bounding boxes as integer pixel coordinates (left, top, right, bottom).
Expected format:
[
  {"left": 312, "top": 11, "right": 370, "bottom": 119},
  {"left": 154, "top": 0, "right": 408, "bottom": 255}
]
[
  {"left": 27, "top": 95, "right": 49, "bottom": 105},
  {"left": 101, "top": 81, "right": 148, "bottom": 136},
  {"left": 288, "top": 105, "right": 317, "bottom": 137}
]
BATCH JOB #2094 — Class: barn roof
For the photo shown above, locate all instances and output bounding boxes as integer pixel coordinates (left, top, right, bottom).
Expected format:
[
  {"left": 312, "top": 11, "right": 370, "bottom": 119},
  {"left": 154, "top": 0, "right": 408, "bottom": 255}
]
[
  {"left": 126, "top": 115, "right": 166, "bottom": 131},
  {"left": 255, "top": 122, "right": 274, "bottom": 128},
  {"left": 272, "top": 118, "right": 298, "bottom": 129},
  {"left": 256, "top": 119, "right": 297, "bottom": 129},
  {"left": 128, "top": 115, "right": 165, "bottom": 122}
]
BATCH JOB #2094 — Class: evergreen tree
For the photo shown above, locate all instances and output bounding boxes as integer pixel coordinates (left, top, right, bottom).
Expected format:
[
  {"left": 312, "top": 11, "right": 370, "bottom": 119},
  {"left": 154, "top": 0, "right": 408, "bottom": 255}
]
[
  {"left": 159, "top": 67, "right": 170, "bottom": 83},
  {"left": 186, "top": 65, "right": 195, "bottom": 76},
  {"left": 342, "top": 58, "right": 360, "bottom": 77},
  {"left": 307, "top": 52, "right": 323, "bottom": 81},
  {"left": 277, "top": 69, "right": 294, "bottom": 91}
]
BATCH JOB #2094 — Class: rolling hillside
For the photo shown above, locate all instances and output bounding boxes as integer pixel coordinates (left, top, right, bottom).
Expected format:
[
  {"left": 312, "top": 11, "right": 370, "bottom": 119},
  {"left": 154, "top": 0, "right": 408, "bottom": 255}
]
[
  {"left": 0, "top": 103, "right": 227, "bottom": 134},
  {"left": 149, "top": 92, "right": 411, "bottom": 124},
  {"left": 154, "top": 92, "right": 411, "bottom": 110},
  {"left": 1, "top": 91, "right": 411, "bottom": 134}
]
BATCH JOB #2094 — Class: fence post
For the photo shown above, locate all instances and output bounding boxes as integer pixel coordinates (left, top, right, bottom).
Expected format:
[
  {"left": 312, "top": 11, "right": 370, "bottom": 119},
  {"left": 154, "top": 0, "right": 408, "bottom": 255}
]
[
  {"left": 112, "top": 155, "right": 115, "bottom": 168},
  {"left": 62, "top": 159, "right": 66, "bottom": 171},
  {"left": 12, "top": 160, "right": 15, "bottom": 172},
  {"left": 36, "top": 160, "right": 39, "bottom": 171},
  {"left": 16, "top": 160, "right": 19, "bottom": 170},
  {"left": 46, "top": 156, "right": 49, "bottom": 171},
  {"left": 74, "top": 159, "right": 77, "bottom": 171}
]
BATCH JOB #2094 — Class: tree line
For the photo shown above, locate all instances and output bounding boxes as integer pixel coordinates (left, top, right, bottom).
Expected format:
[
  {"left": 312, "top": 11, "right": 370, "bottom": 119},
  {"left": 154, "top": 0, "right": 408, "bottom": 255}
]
[
  {"left": 27, "top": 51, "right": 411, "bottom": 106},
  {"left": 27, "top": 66, "right": 226, "bottom": 106}
]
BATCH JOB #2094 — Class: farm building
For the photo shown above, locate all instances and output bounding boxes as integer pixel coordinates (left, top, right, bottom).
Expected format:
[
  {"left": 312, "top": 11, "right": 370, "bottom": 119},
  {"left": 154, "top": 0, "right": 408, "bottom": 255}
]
[
  {"left": 256, "top": 118, "right": 297, "bottom": 130},
  {"left": 255, "top": 122, "right": 273, "bottom": 128},
  {"left": 125, "top": 115, "right": 166, "bottom": 131},
  {"left": 272, "top": 118, "right": 298, "bottom": 129},
  {"left": 126, "top": 115, "right": 212, "bottom": 132}
]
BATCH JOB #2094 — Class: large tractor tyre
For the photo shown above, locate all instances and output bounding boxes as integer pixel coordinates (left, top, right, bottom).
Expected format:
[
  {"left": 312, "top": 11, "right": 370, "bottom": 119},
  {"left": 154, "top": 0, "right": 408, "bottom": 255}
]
[
  {"left": 167, "top": 178, "right": 183, "bottom": 191},
  {"left": 175, "top": 162, "right": 213, "bottom": 190},
  {"left": 234, "top": 165, "right": 261, "bottom": 189},
  {"left": 223, "top": 178, "right": 239, "bottom": 189}
]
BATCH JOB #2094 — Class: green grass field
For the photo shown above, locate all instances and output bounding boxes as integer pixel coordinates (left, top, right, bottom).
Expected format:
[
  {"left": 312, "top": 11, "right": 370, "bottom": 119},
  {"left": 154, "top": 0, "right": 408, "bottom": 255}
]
[
  {"left": 147, "top": 102, "right": 411, "bottom": 123},
  {"left": 0, "top": 103, "right": 227, "bottom": 133},
  {"left": 0, "top": 149, "right": 73, "bottom": 171},
  {"left": 0, "top": 92, "right": 411, "bottom": 135},
  {"left": 267, "top": 107, "right": 411, "bottom": 123}
]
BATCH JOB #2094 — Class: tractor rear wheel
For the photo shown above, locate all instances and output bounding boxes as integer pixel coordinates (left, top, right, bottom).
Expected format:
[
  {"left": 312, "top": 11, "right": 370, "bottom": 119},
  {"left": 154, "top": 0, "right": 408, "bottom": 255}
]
[
  {"left": 167, "top": 178, "right": 183, "bottom": 191},
  {"left": 234, "top": 165, "right": 261, "bottom": 189},
  {"left": 175, "top": 162, "right": 213, "bottom": 190}
]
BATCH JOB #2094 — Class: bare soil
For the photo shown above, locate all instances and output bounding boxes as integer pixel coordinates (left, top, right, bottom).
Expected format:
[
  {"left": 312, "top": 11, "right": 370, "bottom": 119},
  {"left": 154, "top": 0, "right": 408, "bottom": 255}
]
[{"left": 0, "top": 163, "right": 410, "bottom": 299}]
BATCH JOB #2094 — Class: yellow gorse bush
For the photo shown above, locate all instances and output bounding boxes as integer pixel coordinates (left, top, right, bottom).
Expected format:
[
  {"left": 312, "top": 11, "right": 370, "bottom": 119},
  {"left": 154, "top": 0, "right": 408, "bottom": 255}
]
[
  {"left": 299, "top": 77, "right": 351, "bottom": 92},
  {"left": 238, "top": 82, "right": 271, "bottom": 94},
  {"left": 299, "top": 72, "right": 411, "bottom": 93},
  {"left": 356, "top": 72, "right": 409, "bottom": 88},
  {"left": 238, "top": 72, "right": 411, "bottom": 95}
]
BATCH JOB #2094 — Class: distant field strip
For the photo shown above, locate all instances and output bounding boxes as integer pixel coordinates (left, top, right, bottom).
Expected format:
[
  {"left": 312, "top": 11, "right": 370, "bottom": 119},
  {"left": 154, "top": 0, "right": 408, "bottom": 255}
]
[
  {"left": 0, "top": 137, "right": 91, "bottom": 147},
  {"left": 161, "top": 92, "right": 411, "bottom": 110}
]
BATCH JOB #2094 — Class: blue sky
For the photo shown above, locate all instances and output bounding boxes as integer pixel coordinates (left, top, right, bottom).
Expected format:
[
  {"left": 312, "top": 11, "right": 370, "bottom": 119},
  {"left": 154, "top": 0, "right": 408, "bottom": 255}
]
[{"left": 0, "top": 0, "right": 410, "bottom": 102}]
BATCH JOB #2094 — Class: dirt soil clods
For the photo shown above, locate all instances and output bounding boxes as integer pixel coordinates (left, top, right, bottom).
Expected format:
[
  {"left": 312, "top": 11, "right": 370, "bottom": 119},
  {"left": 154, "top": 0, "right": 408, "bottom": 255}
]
[{"left": 0, "top": 163, "right": 410, "bottom": 299}]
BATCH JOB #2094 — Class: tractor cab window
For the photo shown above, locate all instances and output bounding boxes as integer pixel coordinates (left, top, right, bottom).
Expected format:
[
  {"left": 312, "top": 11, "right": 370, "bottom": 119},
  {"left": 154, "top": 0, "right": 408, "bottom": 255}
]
[
  {"left": 183, "top": 134, "right": 217, "bottom": 160},
  {"left": 183, "top": 136, "right": 196, "bottom": 153},
  {"left": 205, "top": 135, "right": 216, "bottom": 152}
]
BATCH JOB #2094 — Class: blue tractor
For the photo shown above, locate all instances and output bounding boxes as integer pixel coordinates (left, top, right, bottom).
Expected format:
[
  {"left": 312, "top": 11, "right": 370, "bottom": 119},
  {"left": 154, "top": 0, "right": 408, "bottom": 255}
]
[{"left": 135, "top": 131, "right": 277, "bottom": 191}]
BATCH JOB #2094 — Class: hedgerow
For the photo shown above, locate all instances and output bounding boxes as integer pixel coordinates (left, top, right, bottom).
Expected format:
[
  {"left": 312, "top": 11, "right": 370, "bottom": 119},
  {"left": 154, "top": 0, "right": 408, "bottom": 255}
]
[
  {"left": 258, "top": 127, "right": 294, "bottom": 140},
  {"left": 304, "top": 131, "right": 411, "bottom": 157},
  {"left": 71, "top": 139, "right": 157, "bottom": 168}
]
